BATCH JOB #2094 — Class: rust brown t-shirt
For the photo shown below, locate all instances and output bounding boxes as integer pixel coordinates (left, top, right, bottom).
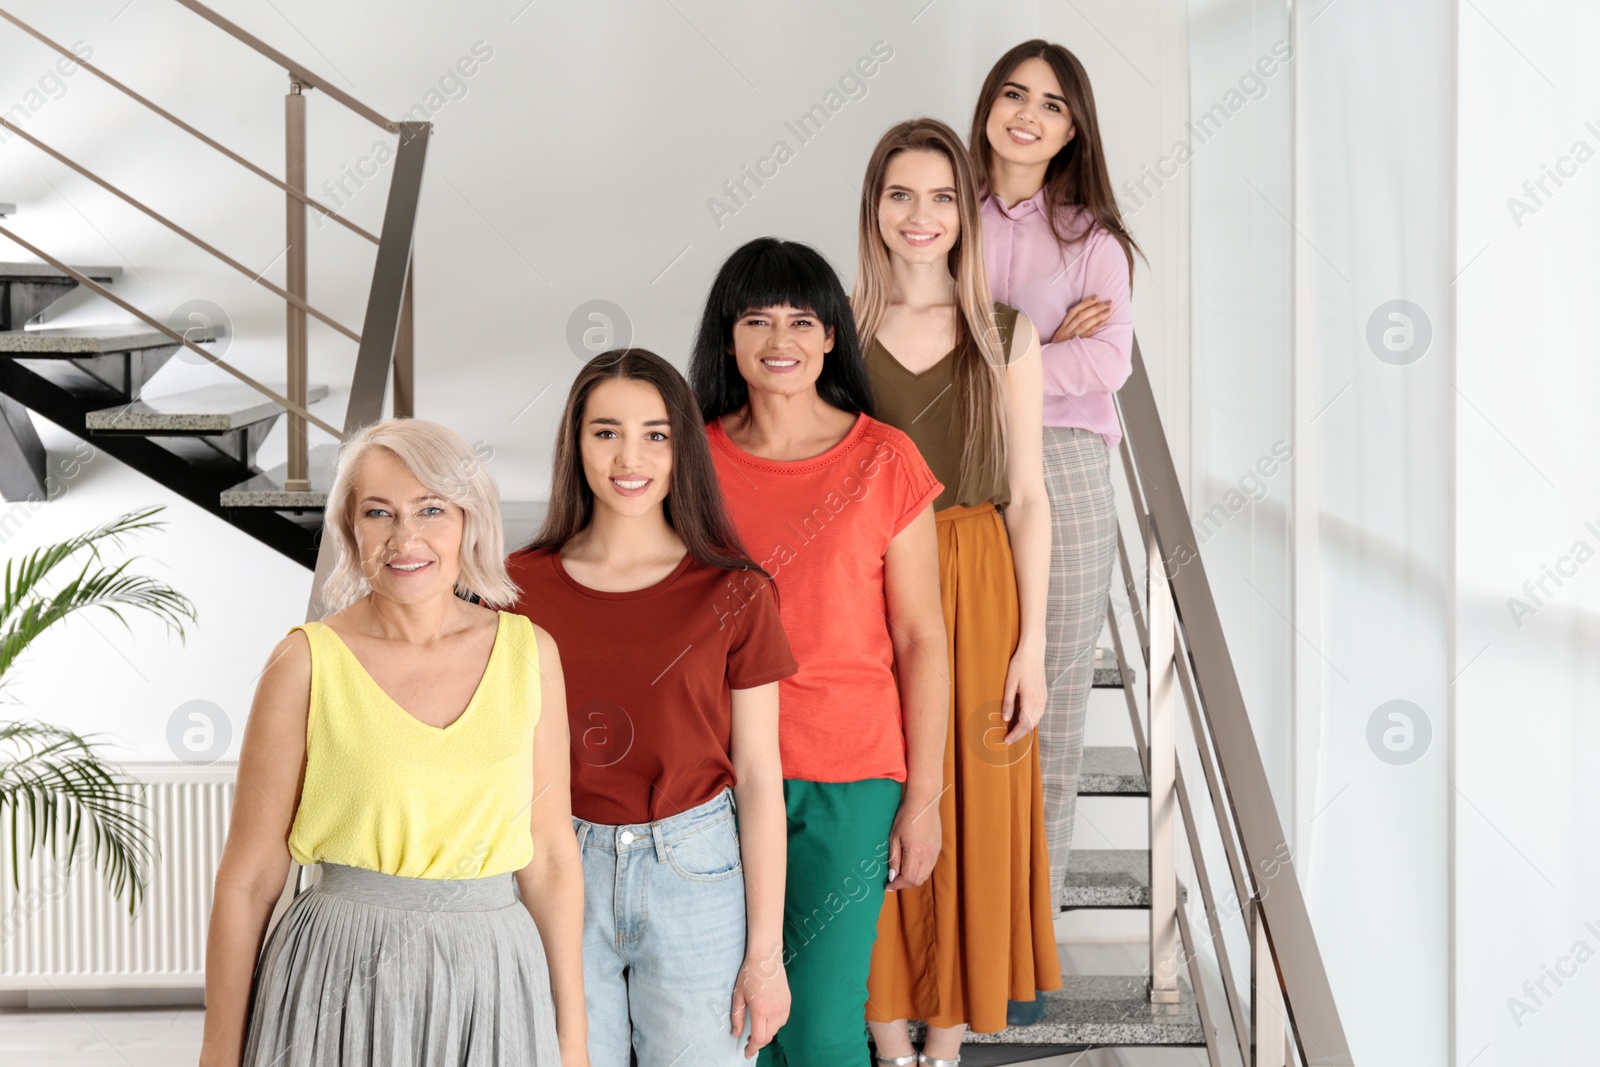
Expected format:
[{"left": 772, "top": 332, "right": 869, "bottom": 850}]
[{"left": 503, "top": 546, "right": 797, "bottom": 825}]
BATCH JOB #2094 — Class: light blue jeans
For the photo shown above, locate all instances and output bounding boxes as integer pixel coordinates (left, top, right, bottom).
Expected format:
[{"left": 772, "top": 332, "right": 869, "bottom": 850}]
[{"left": 573, "top": 789, "right": 749, "bottom": 1067}]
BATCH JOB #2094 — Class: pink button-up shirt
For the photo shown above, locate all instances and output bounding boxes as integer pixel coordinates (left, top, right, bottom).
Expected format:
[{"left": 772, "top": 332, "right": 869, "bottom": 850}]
[{"left": 981, "top": 188, "right": 1133, "bottom": 445}]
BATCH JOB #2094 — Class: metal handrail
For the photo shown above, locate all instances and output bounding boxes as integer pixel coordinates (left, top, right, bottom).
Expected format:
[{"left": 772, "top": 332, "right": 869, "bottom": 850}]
[
  {"left": 0, "top": 226, "right": 338, "bottom": 437},
  {"left": 0, "top": 7, "right": 378, "bottom": 244},
  {"left": 1111, "top": 335, "right": 1353, "bottom": 1065},
  {"left": 1109, "top": 510, "right": 1253, "bottom": 1066},
  {"left": 171, "top": 0, "right": 395, "bottom": 130},
  {"left": 0, "top": 117, "right": 361, "bottom": 343}
]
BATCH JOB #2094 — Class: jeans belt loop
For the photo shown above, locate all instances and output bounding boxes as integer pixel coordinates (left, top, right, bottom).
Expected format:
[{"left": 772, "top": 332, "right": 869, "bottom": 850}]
[{"left": 650, "top": 821, "right": 670, "bottom": 863}]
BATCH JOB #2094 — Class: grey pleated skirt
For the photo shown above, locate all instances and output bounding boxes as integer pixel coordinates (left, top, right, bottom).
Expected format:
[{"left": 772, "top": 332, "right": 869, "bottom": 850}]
[{"left": 241, "top": 862, "right": 562, "bottom": 1066}]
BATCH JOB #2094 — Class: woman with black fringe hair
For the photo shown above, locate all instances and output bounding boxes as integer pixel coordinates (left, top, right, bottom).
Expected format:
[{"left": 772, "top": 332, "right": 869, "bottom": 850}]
[{"left": 690, "top": 238, "right": 950, "bottom": 1067}]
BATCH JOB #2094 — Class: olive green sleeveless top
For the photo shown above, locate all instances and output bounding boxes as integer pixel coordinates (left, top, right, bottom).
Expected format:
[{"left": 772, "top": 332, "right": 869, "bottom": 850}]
[{"left": 865, "top": 301, "right": 1022, "bottom": 512}]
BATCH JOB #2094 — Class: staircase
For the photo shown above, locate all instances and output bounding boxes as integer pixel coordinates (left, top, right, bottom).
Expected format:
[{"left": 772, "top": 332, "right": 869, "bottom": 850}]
[
  {"left": 0, "top": 1, "right": 435, "bottom": 587},
  {"left": 0, "top": 253, "right": 333, "bottom": 566},
  {"left": 903, "top": 651, "right": 1212, "bottom": 1063}
]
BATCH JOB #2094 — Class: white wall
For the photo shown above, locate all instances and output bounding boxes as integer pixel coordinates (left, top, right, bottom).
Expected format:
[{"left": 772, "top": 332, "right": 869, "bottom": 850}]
[
  {"left": 1455, "top": 3, "right": 1600, "bottom": 1063},
  {"left": 1187, "top": 0, "right": 1454, "bottom": 1063},
  {"left": 1296, "top": 1, "right": 1455, "bottom": 1063}
]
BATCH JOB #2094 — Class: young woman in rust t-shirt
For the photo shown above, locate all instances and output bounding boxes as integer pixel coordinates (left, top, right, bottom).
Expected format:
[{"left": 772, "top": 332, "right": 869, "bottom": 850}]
[{"left": 501, "top": 349, "right": 797, "bottom": 1066}]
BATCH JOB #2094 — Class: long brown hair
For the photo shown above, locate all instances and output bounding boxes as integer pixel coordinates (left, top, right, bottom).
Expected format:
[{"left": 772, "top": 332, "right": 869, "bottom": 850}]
[
  {"left": 853, "top": 117, "right": 1008, "bottom": 498},
  {"left": 529, "top": 348, "right": 762, "bottom": 574},
  {"left": 970, "top": 40, "right": 1145, "bottom": 284}
]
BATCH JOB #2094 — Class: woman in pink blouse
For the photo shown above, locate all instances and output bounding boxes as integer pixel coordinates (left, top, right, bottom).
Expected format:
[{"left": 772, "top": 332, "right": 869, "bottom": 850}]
[{"left": 970, "top": 38, "right": 1145, "bottom": 1026}]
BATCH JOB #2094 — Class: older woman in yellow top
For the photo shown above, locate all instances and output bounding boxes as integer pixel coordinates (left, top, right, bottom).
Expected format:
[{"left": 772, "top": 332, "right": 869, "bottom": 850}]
[{"left": 199, "top": 418, "right": 587, "bottom": 1067}]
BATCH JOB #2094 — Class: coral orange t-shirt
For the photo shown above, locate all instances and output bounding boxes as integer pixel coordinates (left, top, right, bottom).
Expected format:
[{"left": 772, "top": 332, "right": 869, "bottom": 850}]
[
  {"left": 705, "top": 413, "right": 942, "bottom": 783},
  {"left": 504, "top": 547, "right": 797, "bottom": 824}
]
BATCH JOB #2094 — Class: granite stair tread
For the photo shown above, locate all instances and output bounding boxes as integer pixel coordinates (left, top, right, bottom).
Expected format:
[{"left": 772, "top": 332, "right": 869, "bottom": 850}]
[
  {"left": 0, "top": 261, "right": 121, "bottom": 280},
  {"left": 0, "top": 322, "right": 220, "bottom": 354},
  {"left": 86, "top": 382, "right": 329, "bottom": 433},
  {"left": 220, "top": 457, "right": 335, "bottom": 508},
  {"left": 1061, "top": 849, "right": 1186, "bottom": 909},
  {"left": 914, "top": 975, "right": 1205, "bottom": 1049},
  {"left": 222, "top": 462, "right": 544, "bottom": 553},
  {"left": 1092, "top": 646, "right": 1128, "bottom": 688},
  {"left": 1078, "top": 746, "right": 1148, "bottom": 796}
]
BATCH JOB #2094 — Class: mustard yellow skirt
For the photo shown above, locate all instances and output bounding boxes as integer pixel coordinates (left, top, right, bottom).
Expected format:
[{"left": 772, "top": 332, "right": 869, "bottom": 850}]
[{"left": 866, "top": 501, "right": 1062, "bottom": 1033}]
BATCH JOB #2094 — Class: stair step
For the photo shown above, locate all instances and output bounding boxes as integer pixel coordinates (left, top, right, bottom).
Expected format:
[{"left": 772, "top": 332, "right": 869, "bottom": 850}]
[
  {"left": 221, "top": 457, "right": 334, "bottom": 509},
  {"left": 86, "top": 382, "right": 329, "bottom": 434},
  {"left": 1091, "top": 646, "right": 1128, "bottom": 688},
  {"left": 0, "top": 322, "right": 220, "bottom": 355},
  {"left": 958, "top": 974, "right": 1205, "bottom": 1048},
  {"left": 1078, "top": 746, "right": 1147, "bottom": 796},
  {"left": 0, "top": 261, "right": 121, "bottom": 281},
  {"left": 1061, "top": 849, "right": 1185, "bottom": 909},
  {"left": 223, "top": 463, "right": 544, "bottom": 551}
]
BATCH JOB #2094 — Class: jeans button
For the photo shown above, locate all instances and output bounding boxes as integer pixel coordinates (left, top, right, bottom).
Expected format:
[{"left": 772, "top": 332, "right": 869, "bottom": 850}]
[{"left": 619, "top": 830, "right": 635, "bottom": 844}]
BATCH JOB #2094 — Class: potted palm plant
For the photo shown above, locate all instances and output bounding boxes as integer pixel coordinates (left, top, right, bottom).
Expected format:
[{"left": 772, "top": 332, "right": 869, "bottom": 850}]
[{"left": 0, "top": 506, "right": 196, "bottom": 915}]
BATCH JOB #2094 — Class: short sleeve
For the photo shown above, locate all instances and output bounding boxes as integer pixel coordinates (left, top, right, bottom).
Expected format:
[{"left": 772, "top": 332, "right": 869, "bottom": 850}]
[
  {"left": 725, "top": 571, "right": 799, "bottom": 689},
  {"left": 887, "top": 432, "right": 944, "bottom": 536}
]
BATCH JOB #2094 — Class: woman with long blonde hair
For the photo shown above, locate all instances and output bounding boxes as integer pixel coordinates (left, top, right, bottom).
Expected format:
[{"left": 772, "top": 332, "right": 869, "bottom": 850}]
[{"left": 855, "top": 117, "right": 1060, "bottom": 1065}]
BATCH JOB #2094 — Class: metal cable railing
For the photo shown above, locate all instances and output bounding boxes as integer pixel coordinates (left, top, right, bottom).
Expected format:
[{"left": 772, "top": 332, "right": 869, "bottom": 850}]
[
  {"left": 0, "top": 0, "right": 425, "bottom": 497},
  {"left": 1106, "top": 336, "right": 1353, "bottom": 1066},
  {"left": 0, "top": 7, "right": 380, "bottom": 244}
]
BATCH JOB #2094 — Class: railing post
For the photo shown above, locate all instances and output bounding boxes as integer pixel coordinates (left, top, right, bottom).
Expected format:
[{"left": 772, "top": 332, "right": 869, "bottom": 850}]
[
  {"left": 392, "top": 255, "right": 414, "bottom": 418},
  {"left": 1147, "top": 522, "right": 1180, "bottom": 1003},
  {"left": 1252, "top": 900, "right": 1288, "bottom": 1066},
  {"left": 306, "top": 121, "right": 430, "bottom": 619},
  {"left": 284, "top": 79, "right": 309, "bottom": 491}
]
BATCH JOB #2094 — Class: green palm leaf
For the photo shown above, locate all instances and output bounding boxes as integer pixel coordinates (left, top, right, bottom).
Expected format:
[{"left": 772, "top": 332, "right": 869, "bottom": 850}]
[
  {"left": 0, "top": 506, "right": 196, "bottom": 912},
  {"left": 0, "top": 721, "right": 155, "bottom": 914},
  {"left": 0, "top": 506, "right": 169, "bottom": 626},
  {"left": 0, "top": 557, "right": 196, "bottom": 682}
]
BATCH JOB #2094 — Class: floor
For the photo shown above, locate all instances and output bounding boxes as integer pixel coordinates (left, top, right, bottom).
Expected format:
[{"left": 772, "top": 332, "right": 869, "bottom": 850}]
[{"left": 0, "top": 942, "right": 1214, "bottom": 1066}]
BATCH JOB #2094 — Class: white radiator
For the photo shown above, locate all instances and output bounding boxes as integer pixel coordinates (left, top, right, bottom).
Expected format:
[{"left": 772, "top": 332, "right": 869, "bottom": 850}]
[{"left": 0, "top": 761, "right": 235, "bottom": 990}]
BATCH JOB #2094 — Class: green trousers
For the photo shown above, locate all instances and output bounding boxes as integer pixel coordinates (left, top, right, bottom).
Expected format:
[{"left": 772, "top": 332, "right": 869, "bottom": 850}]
[{"left": 759, "top": 778, "right": 903, "bottom": 1067}]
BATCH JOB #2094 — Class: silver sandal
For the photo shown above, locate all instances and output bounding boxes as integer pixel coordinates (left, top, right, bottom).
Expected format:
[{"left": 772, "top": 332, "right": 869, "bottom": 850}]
[
  {"left": 919, "top": 1054, "right": 961, "bottom": 1067},
  {"left": 875, "top": 1057, "right": 918, "bottom": 1066}
]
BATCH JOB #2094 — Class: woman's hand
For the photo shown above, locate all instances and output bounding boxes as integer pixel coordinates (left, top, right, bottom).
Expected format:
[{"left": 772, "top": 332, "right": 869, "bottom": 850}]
[
  {"left": 1052, "top": 296, "right": 1114, "bottom": 343},
  {"left": 1001, "top": 639, "right": 1048, "bottom": 744},
  {"left": 885, "top": 791, "right": 942, "bottom": 891},
  {"left": 731, "top": 951, "right": 791, "bottom": 1058}
]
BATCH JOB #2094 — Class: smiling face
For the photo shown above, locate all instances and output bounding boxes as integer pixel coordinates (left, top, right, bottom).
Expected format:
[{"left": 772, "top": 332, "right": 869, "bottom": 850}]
[
  {"left": 352, "top": 446, "right": 465, "bottom": 603},
  {"left": 578, "top": 376, "right": 674, "bottom": 519},
  {"left": 985, "top": 55, "right": 1075, "bottom": 167},
  {"left": 876, "top": 148, "right": 960, "bottom": 267},
  {"left": 727, "top": 304, "right": 836, "bottom": 401}
]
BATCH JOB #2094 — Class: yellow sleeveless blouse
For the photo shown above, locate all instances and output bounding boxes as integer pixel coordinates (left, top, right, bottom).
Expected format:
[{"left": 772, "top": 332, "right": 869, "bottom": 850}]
[{"left": 285, "top": 611, "right": 540, "bottom": 879}]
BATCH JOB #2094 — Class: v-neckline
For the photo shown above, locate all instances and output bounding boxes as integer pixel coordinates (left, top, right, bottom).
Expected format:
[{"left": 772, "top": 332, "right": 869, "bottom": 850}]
[
  {"left": 872, "top": 336, "right": 954, "bottom": 379},
  {"left": 318, "top": 612, "right": 506, "bottom": 733}
]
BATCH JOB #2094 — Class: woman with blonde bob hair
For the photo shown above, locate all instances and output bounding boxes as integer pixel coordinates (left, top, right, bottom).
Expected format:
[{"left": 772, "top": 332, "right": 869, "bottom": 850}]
[
  {"left": 855, "top": 118, "right": 1060, "bottom": 1064},
  {"left": 200, "top": 417, "right": 589, "bottom": 1067}
]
